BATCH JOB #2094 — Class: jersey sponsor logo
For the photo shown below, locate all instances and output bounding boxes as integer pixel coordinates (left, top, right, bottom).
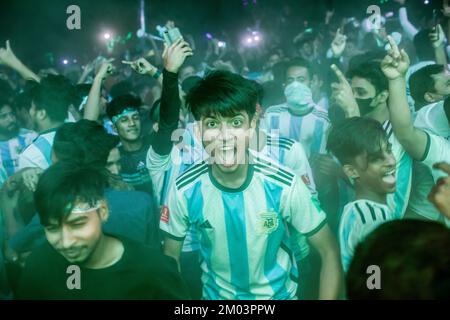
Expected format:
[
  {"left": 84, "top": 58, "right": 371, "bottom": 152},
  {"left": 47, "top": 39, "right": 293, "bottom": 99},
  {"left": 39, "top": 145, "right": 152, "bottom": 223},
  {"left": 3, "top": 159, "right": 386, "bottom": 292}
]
[
  {"left": 258, "top": 210, "right": 279, "bottom": 234},
  {"left": 161, "top": 205, "right": 170, "bottom": 224},
  {"left": 301, "top": 174, "right": 311, "bottom": 186}
]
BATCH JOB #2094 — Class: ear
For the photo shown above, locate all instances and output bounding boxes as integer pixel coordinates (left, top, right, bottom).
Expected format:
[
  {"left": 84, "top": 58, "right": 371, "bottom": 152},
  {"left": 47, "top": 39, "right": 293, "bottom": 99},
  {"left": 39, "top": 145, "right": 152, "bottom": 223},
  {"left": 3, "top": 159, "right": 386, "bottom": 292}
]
[
  {"left": 37, "top": 109, "right": 47, "bottom": 121},
  {"left": 112, "top": 124, "right": 118, "bottom": 133},
  {"left": 424, "top": 92, "right": 437, "bottom": 103},
  {"left": 342, "top": 164, "right": 360, "bottom": 180},
  {"left": 98, "top": 200, "right": 109, "bottom": 223},
  {"left": 376, "top": 90, "right": 389, "bottom": 104}
]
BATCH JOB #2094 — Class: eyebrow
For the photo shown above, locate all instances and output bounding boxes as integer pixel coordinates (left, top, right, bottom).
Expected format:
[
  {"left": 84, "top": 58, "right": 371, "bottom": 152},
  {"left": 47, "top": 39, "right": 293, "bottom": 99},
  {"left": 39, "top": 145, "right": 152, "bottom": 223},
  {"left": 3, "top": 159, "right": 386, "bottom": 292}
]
[{"left": 65, "top": 215, "right": 89, "bottom": 224}]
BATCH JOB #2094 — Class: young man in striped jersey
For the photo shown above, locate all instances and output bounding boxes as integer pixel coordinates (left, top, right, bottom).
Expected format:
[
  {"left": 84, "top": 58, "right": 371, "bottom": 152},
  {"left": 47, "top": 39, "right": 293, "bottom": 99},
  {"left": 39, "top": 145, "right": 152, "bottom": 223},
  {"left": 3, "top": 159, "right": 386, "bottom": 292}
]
[
  {"left": 18, "top": 75, "right": 72, "bottom": 170},
  {"left": 327, "top": 117, "right": 399, "bottom": 272},
  {"left": 161, "top": 70, "right": 342, "bottom": 300},
  {"left": 261, "top": 58, "right": 330, "bottom": 158},
  {"left": 0, "top": 99, "right": 37, "bottom": 177}
]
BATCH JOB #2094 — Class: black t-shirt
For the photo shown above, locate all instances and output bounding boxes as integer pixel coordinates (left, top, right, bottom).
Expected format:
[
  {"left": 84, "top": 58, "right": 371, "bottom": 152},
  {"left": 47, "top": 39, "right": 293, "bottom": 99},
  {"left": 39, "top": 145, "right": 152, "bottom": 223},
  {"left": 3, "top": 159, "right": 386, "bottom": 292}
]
[
  {"left": 16, "top": 236, "right": 190, "bottom": 300},
  {"left": 119, "top": 135, "right": 154, "bottom": 195}
]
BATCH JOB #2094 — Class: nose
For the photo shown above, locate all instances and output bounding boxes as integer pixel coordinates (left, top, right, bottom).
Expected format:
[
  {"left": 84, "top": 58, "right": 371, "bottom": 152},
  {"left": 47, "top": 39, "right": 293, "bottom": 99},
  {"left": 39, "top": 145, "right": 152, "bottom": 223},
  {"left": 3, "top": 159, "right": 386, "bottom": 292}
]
[
  {"left": 384, "top": 152, "right": 396, "bottom": 168},
  {"left": 218, "top": 124, "right": 235, "bottom": 142},
  {"left": 60, "top": 226, "right": 76, "bottom": 250}
]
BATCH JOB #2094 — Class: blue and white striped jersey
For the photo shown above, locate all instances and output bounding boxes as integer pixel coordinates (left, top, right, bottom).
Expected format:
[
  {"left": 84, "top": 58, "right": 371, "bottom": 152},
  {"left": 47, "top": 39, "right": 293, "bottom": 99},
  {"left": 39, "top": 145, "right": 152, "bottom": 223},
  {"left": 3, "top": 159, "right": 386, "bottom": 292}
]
[
  {"left": 339, "top": 199, "right": 398, "bottom": 272},
  {"left": 18, "top": 129, "right": 57, "bottom": 170},
  {"left": 160, "top": 152, "right": 326, "bottom": 300},
  {"left": 0, "top": 129, "right": 37, "bottom": 176},
  {"left": 260, "top": 103, "right": 330, "bottom": 157}
]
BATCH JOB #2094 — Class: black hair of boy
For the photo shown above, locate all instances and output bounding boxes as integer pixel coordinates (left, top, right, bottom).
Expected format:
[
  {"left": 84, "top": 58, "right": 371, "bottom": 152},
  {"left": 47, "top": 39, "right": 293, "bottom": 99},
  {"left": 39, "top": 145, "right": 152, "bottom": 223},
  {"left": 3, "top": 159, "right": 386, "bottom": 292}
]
[
  {"left": 185, "top": 70, "right": 258, "bottom": 121},
  {"left": 327, "top": 117, "right": 388, "bottom": 166},
  {"left": 347, "top": 220, "right": 450, "bottom": 299}
]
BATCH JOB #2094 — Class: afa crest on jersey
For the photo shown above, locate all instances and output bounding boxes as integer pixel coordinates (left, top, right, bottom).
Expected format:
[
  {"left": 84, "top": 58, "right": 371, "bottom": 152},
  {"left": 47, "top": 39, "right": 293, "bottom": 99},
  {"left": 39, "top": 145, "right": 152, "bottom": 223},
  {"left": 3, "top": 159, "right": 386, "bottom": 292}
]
[{"left": 258, "top": 209, "right": 279, "bottom": 234}]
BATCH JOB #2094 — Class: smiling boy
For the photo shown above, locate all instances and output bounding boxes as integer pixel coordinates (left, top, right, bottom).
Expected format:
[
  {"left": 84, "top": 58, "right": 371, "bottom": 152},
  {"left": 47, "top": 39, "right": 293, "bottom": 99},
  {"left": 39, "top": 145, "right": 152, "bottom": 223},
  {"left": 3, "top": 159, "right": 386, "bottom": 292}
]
[
  {"left": 327, "top": 117, "right": 399, "bottom": 272},
  {"left": 161, "top": 70, "right": 342, "bottom": 300}
]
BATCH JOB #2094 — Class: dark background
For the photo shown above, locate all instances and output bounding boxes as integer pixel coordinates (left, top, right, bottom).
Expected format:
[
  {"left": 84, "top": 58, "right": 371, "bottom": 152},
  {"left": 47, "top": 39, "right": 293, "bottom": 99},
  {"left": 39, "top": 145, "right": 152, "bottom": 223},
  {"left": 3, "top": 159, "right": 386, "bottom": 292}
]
[{"left": 0, "top": 0, "right": 442, "bottom": 69}]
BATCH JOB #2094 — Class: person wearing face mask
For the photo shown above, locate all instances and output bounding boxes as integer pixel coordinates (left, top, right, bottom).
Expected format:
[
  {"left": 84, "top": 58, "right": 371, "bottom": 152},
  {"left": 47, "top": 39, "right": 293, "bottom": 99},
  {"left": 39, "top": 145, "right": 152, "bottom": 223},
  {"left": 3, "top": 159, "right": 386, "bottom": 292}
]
[
  {"left": 261, "top": 58, "right": 330, "bottom": 158},
  {"left": 331, "top": 59, "right": 412, "bottom": 221}
]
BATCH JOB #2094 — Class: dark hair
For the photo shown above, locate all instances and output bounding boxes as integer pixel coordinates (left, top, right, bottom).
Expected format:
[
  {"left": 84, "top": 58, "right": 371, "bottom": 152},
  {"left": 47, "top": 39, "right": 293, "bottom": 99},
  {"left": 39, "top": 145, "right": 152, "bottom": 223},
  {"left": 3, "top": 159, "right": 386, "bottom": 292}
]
[
  {"left": 106, "top": 94, "right": 142, "bottom": 121},
  {"left": 31, "top": 75, "right": 73, "bottom": 122},
  {"left": 347, "top": 220, "right": 450, "bottom": 299},
  {"left": 53, "top": 119, "right": 119, "bottom": 167},
  {"left": 444, "top": 96, "right": 450, "bottom": 124},
  {"left": 327, "top": 117, "right": 388, "bottom": 165},
  {"left": 347, "top": 50, "right": 386, "bottom": 72},
  {"left": 0, "top": 79, "right": 14, "bottom": 105},
  {"left": 35, "top": 162, "right": 108, "bottom": 227},
  {"left": 285, "top": 57, "right": 313, "bottom": 79},
  {"left": 13, "top": 80, "right": 39, "bottom": 112},
  {"left": 413, "top": 29, "right": 435, "bottom": 62},
  {"left": 409, "top": 64, "right": 444, "bottom": 109},
  {"left": 347, "top": 61, "right": 388, "bottom": 94},
  {"left": 186, "top": 70, "right": 258, "bottom": 121}
]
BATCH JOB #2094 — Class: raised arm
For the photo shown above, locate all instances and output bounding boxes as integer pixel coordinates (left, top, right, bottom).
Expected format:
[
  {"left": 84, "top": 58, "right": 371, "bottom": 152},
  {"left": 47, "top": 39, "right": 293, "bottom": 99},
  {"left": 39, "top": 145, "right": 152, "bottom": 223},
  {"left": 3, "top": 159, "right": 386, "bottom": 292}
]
[
  {"left": 429, "top": 24, "right": 449, "bottom": 69},
  {"left": 153, "top": 39, "right": 193, "bottom": 155},
  {"left": 83, "top": 59, "right": 113, "bottom": 121},
  {"left": 381, "top": 36, "right": 428, "bottom": 160},
  {"left": 0, "top": 40, "right": 40, "bottom": 83},
  {"left": 330, "top": 64, "right": 360, "bottom": 118}
]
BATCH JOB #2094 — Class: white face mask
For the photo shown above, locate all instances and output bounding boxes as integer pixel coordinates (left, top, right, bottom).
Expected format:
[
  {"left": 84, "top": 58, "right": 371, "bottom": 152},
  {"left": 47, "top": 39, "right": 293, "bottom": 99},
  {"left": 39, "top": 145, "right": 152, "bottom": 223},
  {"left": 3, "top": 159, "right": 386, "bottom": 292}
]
[{"left": 284, "top": 81, "right": 314, "bottom": 115}]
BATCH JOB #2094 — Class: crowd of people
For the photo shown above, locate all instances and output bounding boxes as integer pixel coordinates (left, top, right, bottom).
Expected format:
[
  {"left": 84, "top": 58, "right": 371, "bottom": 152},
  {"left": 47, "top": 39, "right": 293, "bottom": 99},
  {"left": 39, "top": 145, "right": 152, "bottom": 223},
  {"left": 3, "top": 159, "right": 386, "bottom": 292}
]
[{"left": 0, "top": 0, "right": 450, "bottom": 300}]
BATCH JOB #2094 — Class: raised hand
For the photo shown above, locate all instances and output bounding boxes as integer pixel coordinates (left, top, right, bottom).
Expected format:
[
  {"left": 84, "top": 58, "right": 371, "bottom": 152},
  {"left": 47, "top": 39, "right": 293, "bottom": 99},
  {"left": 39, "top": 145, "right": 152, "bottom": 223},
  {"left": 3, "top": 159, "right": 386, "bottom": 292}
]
[
  {"left": 381, "top": 35, "right": 410, "bottom": 80},
  {"left": 162, "top": 39, "right": 194, "bottom": 74},
  {"left": 331, "top": 28, "right": 347, "bottom": 58},
  {"left": 0, "top": 40, "right": 20, "bottom": 68},
  {"left": 429, "top": 24, "right": 447, "bottom": 48},
  {"left": 122, "top": 57, "right": 157, "bottom": 76},
  {"left": 96, "top": 58, "right": 114, "bottom": 80},
  {"left": 330, "top": 64, "right": 359, "bottom": 116},
  {"left": 22, "top": 167, "right": 44, "bottom": 192}
]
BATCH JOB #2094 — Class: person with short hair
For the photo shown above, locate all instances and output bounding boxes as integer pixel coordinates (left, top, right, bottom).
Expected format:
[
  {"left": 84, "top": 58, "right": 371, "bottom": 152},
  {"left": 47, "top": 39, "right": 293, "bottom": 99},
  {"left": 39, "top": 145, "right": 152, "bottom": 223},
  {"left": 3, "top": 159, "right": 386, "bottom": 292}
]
[
  {"left": 328, "top": 117, "right": 399, "bottom": 272},
  {"left": 161, "top": 70, "right": 342, "bottom": 300},
  {"left": 18, "top": 75, "right": 72, "bottom": 170},
  {"left": 16, "top": 163, "right": 189, "bottom": 299}
]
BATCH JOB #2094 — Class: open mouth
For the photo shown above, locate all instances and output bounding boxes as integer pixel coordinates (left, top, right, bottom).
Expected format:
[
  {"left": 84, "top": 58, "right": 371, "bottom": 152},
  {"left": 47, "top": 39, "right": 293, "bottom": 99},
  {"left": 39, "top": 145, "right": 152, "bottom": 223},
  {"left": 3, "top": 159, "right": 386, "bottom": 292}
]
[
  {"left": 215, "top": 146, "right": 238, "bottom": 168},
  {"left": 381, "top": 168, "right": 396, "bottom": 185}
]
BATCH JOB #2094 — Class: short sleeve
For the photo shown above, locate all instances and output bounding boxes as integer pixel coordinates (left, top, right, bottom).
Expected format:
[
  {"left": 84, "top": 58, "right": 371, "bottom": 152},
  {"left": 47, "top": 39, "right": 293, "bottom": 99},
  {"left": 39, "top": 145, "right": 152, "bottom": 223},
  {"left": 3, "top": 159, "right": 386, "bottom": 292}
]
[
  {"left": 422, "top": 132, "right": 450, "bottom": 181},
  {"left": 159, "top": 183, "right": 190, "bottom": 241},
  {"left": 282, "top": 176, "right": 326, "bottom": 236}
]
